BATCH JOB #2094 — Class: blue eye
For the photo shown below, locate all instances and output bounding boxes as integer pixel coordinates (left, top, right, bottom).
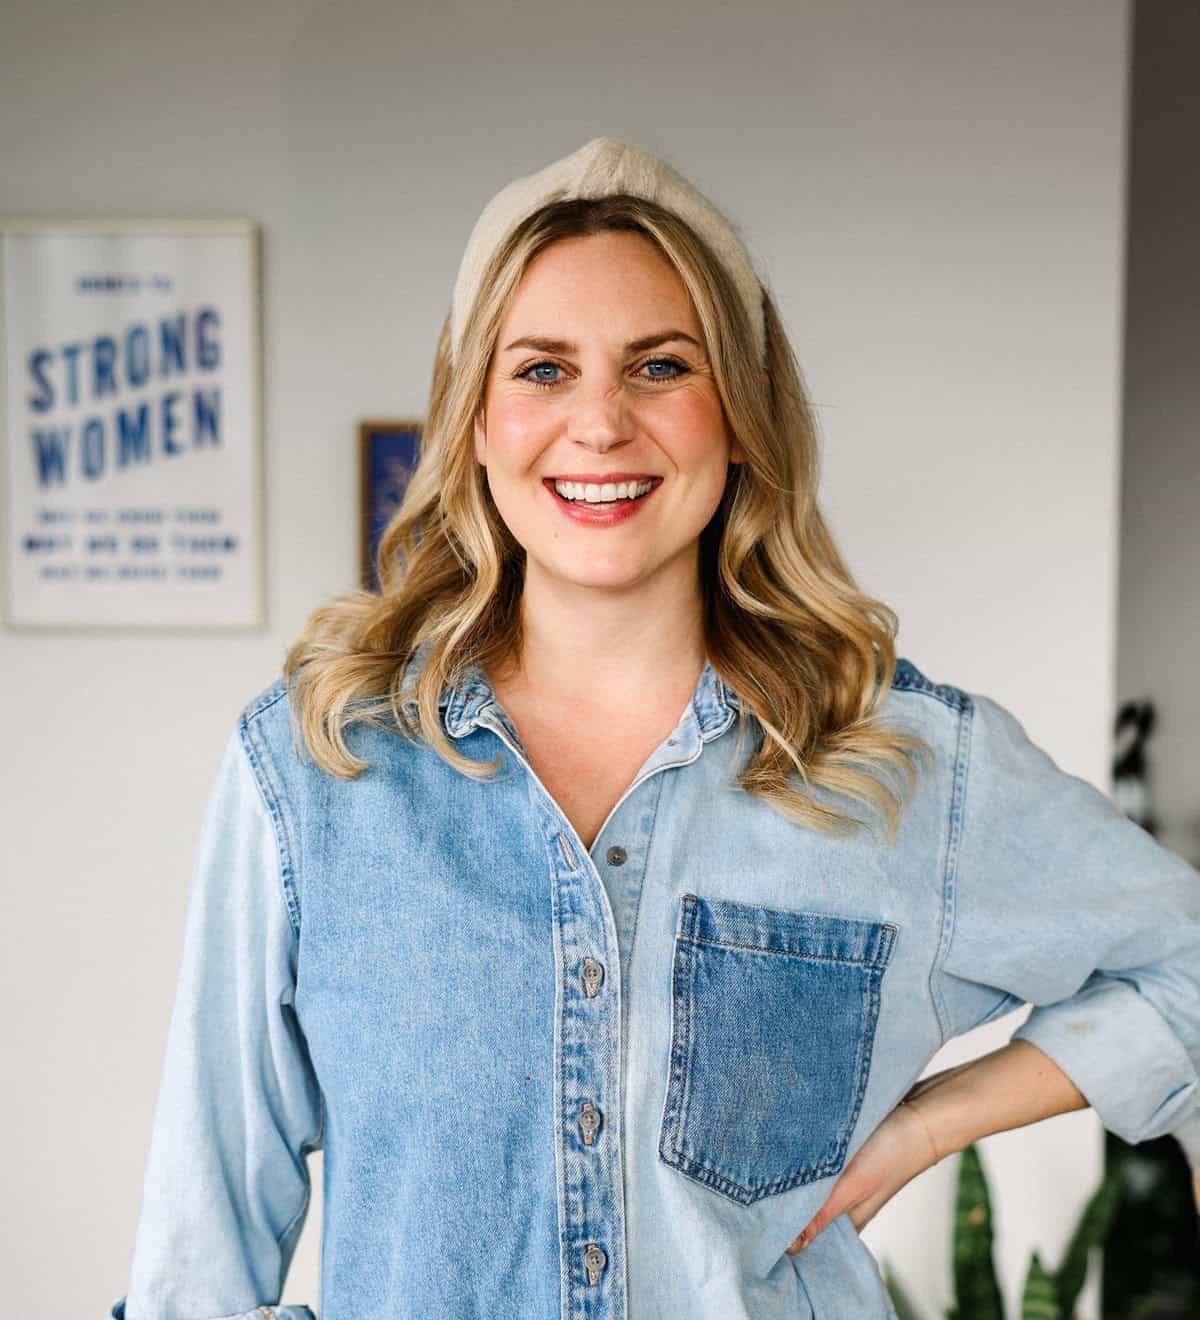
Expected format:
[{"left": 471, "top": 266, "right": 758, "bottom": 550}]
[
  {"left": 526, "top": 362, "right": 562, "bottom": 386},
  {"left": 514, "top": 356, "right": 689, "bottom": 390}
]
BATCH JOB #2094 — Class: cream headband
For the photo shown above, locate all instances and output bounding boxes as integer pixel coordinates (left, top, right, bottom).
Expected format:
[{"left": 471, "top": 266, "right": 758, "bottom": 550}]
[{"left": 449, "top": 136, "right": 768, "bottom": 369}]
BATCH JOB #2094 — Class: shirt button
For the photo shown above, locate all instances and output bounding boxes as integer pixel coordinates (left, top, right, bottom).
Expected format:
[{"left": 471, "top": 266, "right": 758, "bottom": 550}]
[
  {"left": 605, "top": 845, "right": 627, "bottom": 866},
  {"left": 578, "top": 1101, "right": 602, "bottom": 1146},
  {"left": 581, "top": 958, "right": 604, "bottom": 997},
  {"left": 583, "top": 1242, "right": 607, "bottom": 1286}
]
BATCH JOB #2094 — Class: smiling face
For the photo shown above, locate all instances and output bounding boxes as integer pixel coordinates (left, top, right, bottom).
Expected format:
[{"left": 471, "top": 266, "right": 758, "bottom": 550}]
[{"left": 474, "top": 229, "right": 745, "bottom": 600}]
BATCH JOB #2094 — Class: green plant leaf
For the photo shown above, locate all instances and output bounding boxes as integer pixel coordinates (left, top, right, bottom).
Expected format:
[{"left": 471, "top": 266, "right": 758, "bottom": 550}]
[
  {"left": 1053, "top": 1163, "right": 1124, "bottom": 1315},
  {"left": 881, "top": 1259, "right": 925, "bottom": 1320},
  {"left": 1020, "top": 1249, "right": 1062, "bottom": 1319},
  {"left": 952, "top": 1143, "right": 1006, "bottom": 1320}
]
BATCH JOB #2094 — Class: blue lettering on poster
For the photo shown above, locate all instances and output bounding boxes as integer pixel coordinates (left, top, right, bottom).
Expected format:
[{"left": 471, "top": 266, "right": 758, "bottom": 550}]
[{"left": 23, "top": 305, "right": 223, "bottom": 489}]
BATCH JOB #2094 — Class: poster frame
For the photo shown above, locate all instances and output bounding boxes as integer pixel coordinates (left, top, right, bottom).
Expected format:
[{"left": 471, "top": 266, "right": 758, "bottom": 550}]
[
  {"left": 358, "top": 417, "right": 423, "bottom": 594},
  {"left": 0, "top": 215, "right": 265, "bottom": 633}
]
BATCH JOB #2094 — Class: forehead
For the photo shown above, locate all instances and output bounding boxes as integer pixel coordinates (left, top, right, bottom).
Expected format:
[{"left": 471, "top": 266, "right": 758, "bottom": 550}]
[{"left": 502, "top": 231, "right": 697, "bottom": 326}]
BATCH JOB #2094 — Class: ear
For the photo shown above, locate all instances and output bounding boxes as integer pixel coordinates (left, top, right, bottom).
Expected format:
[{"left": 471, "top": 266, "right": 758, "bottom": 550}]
[
  {"left": 728, "top": 419, "right": 746, "bottom": 466},
  {"left": 732, "top": 368, "right": 768, "bottom": 464},
  {"left": 474, "top": 411, "right": 486, "bottom": 465}
]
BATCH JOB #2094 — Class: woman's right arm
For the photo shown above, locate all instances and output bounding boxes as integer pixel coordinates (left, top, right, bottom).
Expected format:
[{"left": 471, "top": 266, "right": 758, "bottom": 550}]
[{"left": 108, "top": 723, "right": 323, "bottom": 1320}]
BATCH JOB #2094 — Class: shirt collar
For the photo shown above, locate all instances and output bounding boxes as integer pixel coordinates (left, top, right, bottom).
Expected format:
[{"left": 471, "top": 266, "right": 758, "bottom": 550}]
[{"left": 403, "top": 639, "right": 741, "bottom": 743}]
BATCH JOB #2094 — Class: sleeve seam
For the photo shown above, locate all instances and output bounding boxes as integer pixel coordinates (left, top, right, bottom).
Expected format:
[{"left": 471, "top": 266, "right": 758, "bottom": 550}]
[
  {"left": 930, "top": 691, "right": 976, "bottom": 1046},
  {"left": 238, "top": 710, "right": 303, "bottom": 941},
  {"left": 237, "top": 708, "right": 320, "bottom": 1283},
  {"left": 1013, "top": 982, "right": 1200, "bottom": 1143}
]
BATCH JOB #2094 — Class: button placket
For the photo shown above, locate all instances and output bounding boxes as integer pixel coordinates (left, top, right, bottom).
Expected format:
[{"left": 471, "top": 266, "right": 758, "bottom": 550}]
[
  {"left": 459, "top": 702, "right": 625, "bottom": 1315},
  {"left": 442, "top": 661, "right": 735, "bottom": 1319},
  {"left": 535, "top": 806, "right": 625, "bottom": 1318}
]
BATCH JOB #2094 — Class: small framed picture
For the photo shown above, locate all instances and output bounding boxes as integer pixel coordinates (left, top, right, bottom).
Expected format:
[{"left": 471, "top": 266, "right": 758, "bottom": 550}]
[
  {"left": 1, "top": 217, "right": 263, "bottom": 630},
  {"left": 359, "top": 418, "right": 422, "bottom": 592}
]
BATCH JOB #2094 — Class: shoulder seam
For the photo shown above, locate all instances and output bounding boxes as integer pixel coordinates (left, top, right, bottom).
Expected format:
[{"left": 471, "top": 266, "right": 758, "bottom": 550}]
[
  {"left": 241, "top": 678, "right": 289, "bottom": 724},
  {"left": 891, "top": 658, "right": 974, "bottom": 714},
  {"left": 929, "top": 696, "right": 976, "bottom": 1045},
  {"left": 237, "top": 694, "right": 302, "bottom": 939}
]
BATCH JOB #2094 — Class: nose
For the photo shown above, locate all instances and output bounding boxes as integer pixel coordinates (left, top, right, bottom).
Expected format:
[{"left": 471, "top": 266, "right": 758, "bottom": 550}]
[{"left": 564, "top": 375, "right": 635, "bottom": 453}]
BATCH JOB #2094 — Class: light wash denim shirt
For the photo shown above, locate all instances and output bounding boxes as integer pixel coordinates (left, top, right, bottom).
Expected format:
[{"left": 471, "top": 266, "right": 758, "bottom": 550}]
[{"left": 110, "top": 653, "right": 1200, "bottom": 1320}]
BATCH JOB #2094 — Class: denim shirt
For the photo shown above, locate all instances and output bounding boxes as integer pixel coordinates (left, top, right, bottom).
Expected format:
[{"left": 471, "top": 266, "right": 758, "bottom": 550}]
[{"left": 110, "top": 653, "right": 1200, "bottom": 1320}]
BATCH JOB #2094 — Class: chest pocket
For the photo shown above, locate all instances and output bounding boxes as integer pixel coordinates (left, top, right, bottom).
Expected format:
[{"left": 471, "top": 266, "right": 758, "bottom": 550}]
[{"left": 657, "top": 892, "right": 898, "bottom": 1207}]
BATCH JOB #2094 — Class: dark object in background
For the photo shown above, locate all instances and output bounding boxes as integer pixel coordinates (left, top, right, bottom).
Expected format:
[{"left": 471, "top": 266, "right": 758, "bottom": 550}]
[
  {"left": 1113, "top": 700, "right": 1160, "bottom": 838},
  {"left": 1104, "top": 698, "right": 1199, "bottom": 1317},
  {"left": 359, "top": 419, "right": 422, "bottom": 593},
  {"left": 1102, "top": 1131, "right": 1199, "bottom": 1319}
]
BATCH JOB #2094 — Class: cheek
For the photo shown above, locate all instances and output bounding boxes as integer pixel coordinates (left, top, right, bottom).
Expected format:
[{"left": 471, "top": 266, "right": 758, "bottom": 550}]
[
  {"left": 657, "top": 392, "right": 731, "bottom": 465},
  {"left": 486, "top": 396, "right": 553, "bottom": 462}
]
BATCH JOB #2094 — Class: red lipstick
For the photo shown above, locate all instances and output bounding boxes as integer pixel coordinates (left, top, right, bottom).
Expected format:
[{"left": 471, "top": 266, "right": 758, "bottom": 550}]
[{"left": 541, "top": 475, "right": 662, "bottom": 527}]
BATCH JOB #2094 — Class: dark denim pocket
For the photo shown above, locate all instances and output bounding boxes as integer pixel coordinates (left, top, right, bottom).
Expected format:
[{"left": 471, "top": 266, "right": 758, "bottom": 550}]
[{"left": 658, "top": 892, "right": 898, "bottom": 1206}]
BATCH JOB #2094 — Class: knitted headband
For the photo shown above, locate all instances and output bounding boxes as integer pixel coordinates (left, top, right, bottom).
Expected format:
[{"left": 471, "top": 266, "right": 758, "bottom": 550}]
[{"left": 449, "top": 136, "right": 768, "bottom": 369}]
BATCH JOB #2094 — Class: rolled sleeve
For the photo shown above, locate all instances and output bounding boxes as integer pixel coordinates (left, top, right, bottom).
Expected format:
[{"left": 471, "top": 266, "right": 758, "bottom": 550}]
[
  {"left": 109, "top": 1302, "right": 316, "bottom": 1319},
  {"left": 110, "top": 722, "right": 324, "bottom": 1319},
  {"left": 936, "top": 691, "right": 1200, "bottom": 1160}
]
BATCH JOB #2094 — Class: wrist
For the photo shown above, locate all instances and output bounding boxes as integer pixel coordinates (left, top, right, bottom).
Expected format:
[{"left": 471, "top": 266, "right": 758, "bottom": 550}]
[
  {"left": 899, "top": 1097, "right": 943, "bottom": 1167},
  {"left": 899, "top": 1040, "right": 1089, "bottom": 1160},
  {"left": 900, "top": 1061, "right": 981, "bottom": 1159}
]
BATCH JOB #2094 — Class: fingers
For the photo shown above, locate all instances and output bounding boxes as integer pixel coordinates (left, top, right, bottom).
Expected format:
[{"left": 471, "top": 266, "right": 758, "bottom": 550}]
[
  {"left": 784, "top": 1227, "right": 810, "bottom": 1256},
  {"left": 785, "top": 1201, "right": 871, "bottom": 1256},
  {"left": 793, "top": 1184, "right": 849, "bottom": 1248},
  {"left": 786, "top": 1175, "right": 889, "bottom": 1256},
  {"left": 786, "top": 1100, "right": 938, "bottom": 1259},
  {"left": 785, "top": 1186, "right": 852, "bottom": 1255}
]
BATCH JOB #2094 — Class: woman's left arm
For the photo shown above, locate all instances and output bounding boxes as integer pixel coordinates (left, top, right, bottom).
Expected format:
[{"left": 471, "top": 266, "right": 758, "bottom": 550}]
[
  {"left": 790, "top": 688, "right": 1200, "bottom": 1253},
  {"left": 787, "top": 1037, "right": 1088, "bottom": 1252}
]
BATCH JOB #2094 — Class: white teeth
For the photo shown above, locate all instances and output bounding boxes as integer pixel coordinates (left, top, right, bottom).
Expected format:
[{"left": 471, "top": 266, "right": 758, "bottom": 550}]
[{"left": 553, "top": 478, "right": 654, "bottom": 503}]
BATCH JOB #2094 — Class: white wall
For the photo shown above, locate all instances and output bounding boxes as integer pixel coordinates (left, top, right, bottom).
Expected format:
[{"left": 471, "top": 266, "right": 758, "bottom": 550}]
[
  {"left": 0, "top": 2, "right": 1131, "bottom": 1315},
  {"left": 1117, "top": 0, "right": 1200, "bottom": 869}
]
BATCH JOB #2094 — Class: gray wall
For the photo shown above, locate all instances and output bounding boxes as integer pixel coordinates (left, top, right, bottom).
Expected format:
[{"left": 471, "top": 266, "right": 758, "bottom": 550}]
[
  {"left": 0, "top": 2, "right": 1130, "bottom": 1315},
  {"left": 1118, "top": 0, "right": 1200, "bottom": 868}
]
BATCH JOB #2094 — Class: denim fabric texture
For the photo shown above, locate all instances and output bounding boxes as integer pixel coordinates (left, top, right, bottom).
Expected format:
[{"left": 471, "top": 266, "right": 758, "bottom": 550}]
[
  {"left": 110, "top": 651, "right": 1200, "bottom": 1320},
  {"left": 658, "top": 894, "right": 897, "bottom": 1205}
]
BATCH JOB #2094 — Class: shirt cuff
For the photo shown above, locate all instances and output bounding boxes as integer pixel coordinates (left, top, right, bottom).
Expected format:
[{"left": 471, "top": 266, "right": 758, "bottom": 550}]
[
  {"left": 1009, "top": 974, "right": 1199, "bottom": 1145},
  {"left": 110, "top": 1299, "right": 317, "bottom": 1319}
]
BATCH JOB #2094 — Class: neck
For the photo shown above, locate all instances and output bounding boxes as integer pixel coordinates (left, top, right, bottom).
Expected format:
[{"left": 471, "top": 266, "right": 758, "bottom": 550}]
[{"left": 495, "top": 554, "right": 707, "bottom": 710}]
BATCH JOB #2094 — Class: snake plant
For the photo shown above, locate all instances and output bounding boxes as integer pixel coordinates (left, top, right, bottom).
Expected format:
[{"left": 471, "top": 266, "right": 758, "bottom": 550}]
[{"left": 881, "top": 1140, "right": 1124, "bottom": 1320}]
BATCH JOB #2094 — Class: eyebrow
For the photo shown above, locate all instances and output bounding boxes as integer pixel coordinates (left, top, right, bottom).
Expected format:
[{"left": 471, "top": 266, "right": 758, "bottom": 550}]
[{"left": 500, "top": 330, "right": 703, "bottom": 355}]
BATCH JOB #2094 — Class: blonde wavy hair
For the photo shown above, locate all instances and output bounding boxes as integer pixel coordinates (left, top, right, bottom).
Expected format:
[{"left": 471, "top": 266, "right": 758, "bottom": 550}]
[{"left": 283, "top": 193, "right": 932, "bottom": 840}]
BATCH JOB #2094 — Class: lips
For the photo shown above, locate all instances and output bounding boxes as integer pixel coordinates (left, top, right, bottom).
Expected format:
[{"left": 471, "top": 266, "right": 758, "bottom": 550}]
[
  {"left": 541, "top": 476, "right": 663, "bottom": 491},
  {"left": 542, "top": 473, "right": 662, "bottom": 524},
  {"left": 546, "top": 469, "right": 660, "bottom": 480}
]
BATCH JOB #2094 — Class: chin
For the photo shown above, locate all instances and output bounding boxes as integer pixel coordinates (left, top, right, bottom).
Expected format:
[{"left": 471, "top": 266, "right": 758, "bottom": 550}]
[{"left": 539, "top": 558, "right": 651, "bottom": 592}]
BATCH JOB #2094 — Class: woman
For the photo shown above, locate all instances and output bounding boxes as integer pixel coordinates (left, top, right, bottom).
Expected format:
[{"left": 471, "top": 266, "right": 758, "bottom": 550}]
[{"left": 110, "top": 138, "right": 1200, "bottom": 1320}]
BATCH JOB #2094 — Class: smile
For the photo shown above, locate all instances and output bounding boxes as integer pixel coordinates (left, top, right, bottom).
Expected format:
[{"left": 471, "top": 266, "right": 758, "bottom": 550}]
[
  {"left": 541, "top": 476, "right": 663, "bottom": 525},
  {"left": 551, "top": 477, "right": 657, "bottom": 504}
]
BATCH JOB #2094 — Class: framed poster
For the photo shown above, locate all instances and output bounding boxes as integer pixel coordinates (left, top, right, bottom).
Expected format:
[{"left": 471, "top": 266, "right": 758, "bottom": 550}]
[
  {"left": 1, "top": 218, "right": 263, "bottom": 629},
  {"left": 359, "top": 418, "right": 422, "bottom": 593}
]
